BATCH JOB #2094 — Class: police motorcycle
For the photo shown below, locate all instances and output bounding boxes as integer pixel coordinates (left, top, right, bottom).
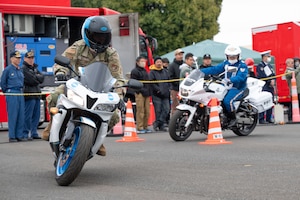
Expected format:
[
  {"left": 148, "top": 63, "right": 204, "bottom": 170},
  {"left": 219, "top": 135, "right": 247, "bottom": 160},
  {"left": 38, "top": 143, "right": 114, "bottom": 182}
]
[
  {"left": 49, "top": 55, "right": 142, "bottom": 186},
  {"left": 169, "top": 67, "right": 273, "bottom": 141}
]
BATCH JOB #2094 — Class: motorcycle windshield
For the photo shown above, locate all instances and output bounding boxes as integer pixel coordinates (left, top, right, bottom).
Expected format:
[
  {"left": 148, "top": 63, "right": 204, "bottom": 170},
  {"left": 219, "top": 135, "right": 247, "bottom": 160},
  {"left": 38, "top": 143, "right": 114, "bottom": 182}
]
[
  {"left": 80, "top": 62, "right": 116, "bottom": 92},
  {"left": 182, "top": 69, "right": 205, "bottom": 86}
]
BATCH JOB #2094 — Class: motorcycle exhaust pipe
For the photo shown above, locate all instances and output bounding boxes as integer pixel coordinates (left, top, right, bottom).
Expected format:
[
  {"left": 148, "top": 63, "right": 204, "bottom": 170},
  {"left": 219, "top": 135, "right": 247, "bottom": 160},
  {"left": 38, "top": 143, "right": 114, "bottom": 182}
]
[{"left": 237, "top": 117, "right": 253, "bottom": 125}]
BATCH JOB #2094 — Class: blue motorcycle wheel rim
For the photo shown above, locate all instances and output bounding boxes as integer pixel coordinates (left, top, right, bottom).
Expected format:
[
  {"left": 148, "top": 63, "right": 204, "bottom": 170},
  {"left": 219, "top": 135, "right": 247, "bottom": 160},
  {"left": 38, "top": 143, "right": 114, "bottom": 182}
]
[{"left": 56, "top": 127, "right": 81, "bottom": 176}]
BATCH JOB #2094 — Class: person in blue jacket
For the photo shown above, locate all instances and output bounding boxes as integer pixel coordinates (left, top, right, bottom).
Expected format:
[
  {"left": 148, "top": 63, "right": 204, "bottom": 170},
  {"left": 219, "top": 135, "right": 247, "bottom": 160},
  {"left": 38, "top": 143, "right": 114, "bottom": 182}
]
[
  {"left": 0, "top": 51, "right": 25, "bottom": 142},
  {"left": 201, "top": 44, "right": 248, "bottom": 127}
]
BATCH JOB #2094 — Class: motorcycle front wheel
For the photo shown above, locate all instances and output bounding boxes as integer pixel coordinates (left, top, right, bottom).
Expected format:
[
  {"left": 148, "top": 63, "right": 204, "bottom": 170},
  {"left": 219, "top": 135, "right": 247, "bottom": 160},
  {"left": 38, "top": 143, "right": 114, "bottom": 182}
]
[
  {"left": 169, "top": 110, "right": 193, "bottom": 141},
  {"left": 55, "top": 124, "right": 95, "bottom": 186}
]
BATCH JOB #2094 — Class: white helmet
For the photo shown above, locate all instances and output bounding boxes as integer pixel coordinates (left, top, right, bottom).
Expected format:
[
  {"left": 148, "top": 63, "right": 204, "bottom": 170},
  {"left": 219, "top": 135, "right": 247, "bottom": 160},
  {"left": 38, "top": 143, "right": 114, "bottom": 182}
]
[{"left": 224, "top": 44, "right": 241, "bottom": 57}]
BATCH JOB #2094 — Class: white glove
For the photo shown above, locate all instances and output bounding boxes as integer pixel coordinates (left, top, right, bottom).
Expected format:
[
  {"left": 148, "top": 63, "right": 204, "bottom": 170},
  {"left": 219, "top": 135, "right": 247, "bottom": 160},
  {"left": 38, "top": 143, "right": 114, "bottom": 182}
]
[{"left": 222, "top": 78, "right": 233, "bottom": 89}]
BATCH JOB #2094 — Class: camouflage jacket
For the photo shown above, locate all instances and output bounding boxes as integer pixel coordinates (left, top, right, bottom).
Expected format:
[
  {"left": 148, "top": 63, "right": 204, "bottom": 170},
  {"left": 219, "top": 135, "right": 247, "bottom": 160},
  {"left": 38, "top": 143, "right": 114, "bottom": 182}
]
[{"left": 53, "top": 39, "right": 125, "bottom": 92}]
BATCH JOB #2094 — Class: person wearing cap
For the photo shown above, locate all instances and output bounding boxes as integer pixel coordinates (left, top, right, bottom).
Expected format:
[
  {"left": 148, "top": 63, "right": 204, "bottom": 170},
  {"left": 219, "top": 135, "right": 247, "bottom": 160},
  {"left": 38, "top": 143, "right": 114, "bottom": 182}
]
[
  {"left": 285, "top": 57, "right": 300, "bottom": 121},
  {"left": 22, "top": 50, "right": 44, "bottom": 140},
  {"left": 168, "top": 48, "right": 184, "bottom": 116},
  {"left": 201, "top": 44, "right": 248, "bottom": 128},
  {"left": 245, "top": 58, "right": 256, "bottom": 78},
  {"left": 130, "top": 56, "right": 152, "bottom": 134},
  {"left": 0, "top": 51, "right": 25, "bottom": 142},
  {"left": 179, "top": 53, "right": 195, "bottom": 81},
  {"left": 256, "top": 50, "right": 275, "bottom": 124},
  {"left": 149, "top": 56, "right": 170, "bottom": 131},
  {"left": 200, "top": 54, "right": 212, "bottom": 69}
]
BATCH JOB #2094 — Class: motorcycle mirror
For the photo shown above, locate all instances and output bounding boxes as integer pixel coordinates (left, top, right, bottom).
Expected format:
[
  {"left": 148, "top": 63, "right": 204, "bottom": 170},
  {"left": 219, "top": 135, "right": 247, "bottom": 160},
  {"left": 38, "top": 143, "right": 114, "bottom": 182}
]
[
  {"left": 126, "top": 79, "right": 143, "bottom": 90},
  {"left": 54, "top": 55, "right": 80, "bottom": 78},
  {"left": 54, "top": 55, "right": 70, "bottom": 67}
]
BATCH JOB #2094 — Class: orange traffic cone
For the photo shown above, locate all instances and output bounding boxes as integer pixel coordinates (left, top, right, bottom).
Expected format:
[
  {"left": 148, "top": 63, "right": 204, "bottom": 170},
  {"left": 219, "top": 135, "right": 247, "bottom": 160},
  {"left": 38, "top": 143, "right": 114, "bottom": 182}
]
[
  {"left": 291, "top": 71, "right": 300, "bottom": 122},
  {"left": 148, "top": 100, "right": 156, "bottom": 126},
  {"left": 116, "top": 99, "right": 144, "bottom": 142},
  {"left": 107, "top": 109, "right": 123, "bottom": 137},
  {"left": 199, "top": 98, "right": 232, "bottom": 145}
]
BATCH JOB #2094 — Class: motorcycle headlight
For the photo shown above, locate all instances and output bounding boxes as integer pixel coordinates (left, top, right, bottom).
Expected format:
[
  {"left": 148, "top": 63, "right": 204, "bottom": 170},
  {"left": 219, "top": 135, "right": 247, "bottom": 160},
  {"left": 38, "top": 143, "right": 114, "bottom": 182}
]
[
  {"left": 67, "top": 90, "right": 84, "bottom": 106},
  {"left": 180, "top": 89, "right": 190, "bottom": 97},
  {"left": 94, "top": 104, "right": 116, "bottom": 112}
]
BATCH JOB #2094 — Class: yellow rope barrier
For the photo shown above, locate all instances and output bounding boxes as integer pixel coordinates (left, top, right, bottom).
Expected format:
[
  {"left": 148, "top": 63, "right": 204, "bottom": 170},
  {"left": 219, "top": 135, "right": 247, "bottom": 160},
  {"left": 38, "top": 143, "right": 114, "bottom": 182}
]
[
  {"left": 140, "top": 78, "right": 184, "bottom": 83},
  {"left": 259, "top": 71, "right": 291, "bottom": 81},
  {"left": 0, "top": 92, "right": 51, "bottom": 96},
  {"left": 0, "top": 71, "right": 292, "bottom": 96}
]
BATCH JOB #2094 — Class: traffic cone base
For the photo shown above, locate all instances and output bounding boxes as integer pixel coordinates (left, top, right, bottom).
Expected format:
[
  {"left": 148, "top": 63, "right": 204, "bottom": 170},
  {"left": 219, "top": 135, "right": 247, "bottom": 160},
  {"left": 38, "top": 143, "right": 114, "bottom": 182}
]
[
  {"left": 116, "top": 100, "right": 144, "bottom": 142},
  {"left": 199, "top": 136, "right": 232, "bottom": 145},
  {"left": 199, "top": 98, "right": 232, "bottom": 145}
]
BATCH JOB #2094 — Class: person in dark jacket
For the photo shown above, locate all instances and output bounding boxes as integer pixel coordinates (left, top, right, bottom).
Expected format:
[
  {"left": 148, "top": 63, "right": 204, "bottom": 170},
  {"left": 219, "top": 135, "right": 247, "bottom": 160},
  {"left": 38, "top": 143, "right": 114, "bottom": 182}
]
[
  {"left": 130, "top": 56, "right": 152, "bottom": 133},
  {"left": 162, "top": 57, "right": 170, "bottom": 124},
  {"left": 168, "top": 49, "right": 184, "bottom": 116},
  {"left": 162, "top": 57, "right": 170, "bottom": 70},
  {"left": 256, "top": 50, "right": 275, "bottom": 124},
  {"left": 22, "top": 50, "right": 44, "bottom": 140},
  {"left": 123, "top": 72, "right": 136, "bottom": 121},
  {"left": 199, "top": 53, "right": 212, "bottom": 69},
  {"left": 149, "top": 57, "right": 170, "bottom": 131}
]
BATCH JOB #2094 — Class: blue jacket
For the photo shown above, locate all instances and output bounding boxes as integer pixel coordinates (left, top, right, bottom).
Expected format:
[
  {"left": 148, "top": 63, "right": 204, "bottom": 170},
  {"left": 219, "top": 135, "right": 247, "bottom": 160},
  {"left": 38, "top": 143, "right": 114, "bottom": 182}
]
[
  {"left": 201, "top": 60, "right": 248, "bottom": 90},
  {"left": 0, "top": 64, "right": 24, "bottom": 92}
]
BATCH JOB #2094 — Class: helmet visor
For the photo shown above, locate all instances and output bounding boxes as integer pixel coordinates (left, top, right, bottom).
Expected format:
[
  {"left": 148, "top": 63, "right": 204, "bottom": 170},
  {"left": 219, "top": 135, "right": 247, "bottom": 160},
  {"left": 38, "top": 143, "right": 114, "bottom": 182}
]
[
  {"left": 227, "top": 55, "right": 239, "bottom": 60},
  {"left": 87, "top": 31, "right": 111, "bottom": 46}
]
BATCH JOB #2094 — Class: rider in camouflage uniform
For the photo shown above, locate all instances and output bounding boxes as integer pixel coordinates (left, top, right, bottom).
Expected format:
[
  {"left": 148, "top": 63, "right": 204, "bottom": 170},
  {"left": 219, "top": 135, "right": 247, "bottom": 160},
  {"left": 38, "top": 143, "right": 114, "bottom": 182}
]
[{"left": 42, "top": 16, "right": 125, "bottom": 156}]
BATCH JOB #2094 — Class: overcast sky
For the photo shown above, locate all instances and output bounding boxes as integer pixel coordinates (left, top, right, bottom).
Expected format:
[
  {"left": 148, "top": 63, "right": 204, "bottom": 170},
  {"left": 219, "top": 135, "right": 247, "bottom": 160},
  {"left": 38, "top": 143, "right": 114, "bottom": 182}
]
[{"left": 213, "top": 0, "right": 300, "bottom": 47}]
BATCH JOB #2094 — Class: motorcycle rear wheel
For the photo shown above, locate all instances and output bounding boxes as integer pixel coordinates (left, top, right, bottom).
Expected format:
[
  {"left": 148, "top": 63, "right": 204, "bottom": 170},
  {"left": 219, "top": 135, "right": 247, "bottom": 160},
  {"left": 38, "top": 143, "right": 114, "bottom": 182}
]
[
  {"left": 55, "top": 124, "right": 95, "bottom": 186},
  {"left": 169, "top": 110, "right": 193, "bottom": 141},
  {"left": 232, "top": 112, "right": 258, "bottom": 136}
]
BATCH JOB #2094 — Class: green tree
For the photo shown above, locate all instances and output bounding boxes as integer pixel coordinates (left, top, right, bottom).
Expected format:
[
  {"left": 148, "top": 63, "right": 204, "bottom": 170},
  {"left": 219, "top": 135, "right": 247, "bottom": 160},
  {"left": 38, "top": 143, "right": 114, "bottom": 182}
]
[{"left": 71, "top": 0, "right": 222, "bottom": 56}]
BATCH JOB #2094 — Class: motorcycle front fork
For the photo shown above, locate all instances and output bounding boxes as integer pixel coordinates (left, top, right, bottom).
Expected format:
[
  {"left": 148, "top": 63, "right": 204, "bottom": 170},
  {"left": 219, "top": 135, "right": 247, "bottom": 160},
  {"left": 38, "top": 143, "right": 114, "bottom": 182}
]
[{"left": 49, "top": 109, "right": 68, "bottom": 159}]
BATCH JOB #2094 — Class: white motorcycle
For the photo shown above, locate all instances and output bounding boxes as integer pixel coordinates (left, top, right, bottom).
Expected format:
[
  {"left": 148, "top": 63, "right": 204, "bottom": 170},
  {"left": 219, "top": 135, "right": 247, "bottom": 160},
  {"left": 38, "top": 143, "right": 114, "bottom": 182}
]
[
  {"left": 49, "top": 55, "right": 142, "bottom": 186},
  {"left": 169, "top": 68, "right": 273, "bottom": 141}
]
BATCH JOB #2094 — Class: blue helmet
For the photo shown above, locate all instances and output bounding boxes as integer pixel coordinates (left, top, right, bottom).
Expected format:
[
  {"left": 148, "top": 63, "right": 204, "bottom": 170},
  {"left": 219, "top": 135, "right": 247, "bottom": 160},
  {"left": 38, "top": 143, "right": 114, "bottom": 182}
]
[{"left": 81, "top": 16, "right": 112, "bottom": 53}]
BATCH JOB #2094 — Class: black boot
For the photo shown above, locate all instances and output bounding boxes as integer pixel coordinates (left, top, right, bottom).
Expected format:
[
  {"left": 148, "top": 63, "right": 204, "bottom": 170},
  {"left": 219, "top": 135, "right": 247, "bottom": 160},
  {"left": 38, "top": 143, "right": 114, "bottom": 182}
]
[{"left": 227, "top": 111, "right": 236, "bottom": 127}]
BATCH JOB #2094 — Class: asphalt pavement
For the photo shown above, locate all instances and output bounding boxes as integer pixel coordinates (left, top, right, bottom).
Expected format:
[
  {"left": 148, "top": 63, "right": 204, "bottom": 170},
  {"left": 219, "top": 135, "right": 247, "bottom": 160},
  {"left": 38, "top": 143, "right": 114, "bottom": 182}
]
[{"left": 0, "top": 123, "right": 300, "bottom": 200}]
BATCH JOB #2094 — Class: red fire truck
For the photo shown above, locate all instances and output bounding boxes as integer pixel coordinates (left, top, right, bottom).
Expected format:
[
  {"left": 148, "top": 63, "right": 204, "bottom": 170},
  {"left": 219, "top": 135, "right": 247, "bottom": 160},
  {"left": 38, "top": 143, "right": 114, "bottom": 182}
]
[
  {"left": 252, "top": 21, "right": 300, "bottom": 113},
  {"left": 0, "top": 0, "right": 157, "bottom": 125}
]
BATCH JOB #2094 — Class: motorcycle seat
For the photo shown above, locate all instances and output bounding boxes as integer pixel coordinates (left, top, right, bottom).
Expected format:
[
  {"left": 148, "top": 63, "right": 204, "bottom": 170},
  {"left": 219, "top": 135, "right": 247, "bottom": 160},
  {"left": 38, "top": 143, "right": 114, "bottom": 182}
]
[{"left": 240, "top": 88, "right": 249, "bottom": 100}]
